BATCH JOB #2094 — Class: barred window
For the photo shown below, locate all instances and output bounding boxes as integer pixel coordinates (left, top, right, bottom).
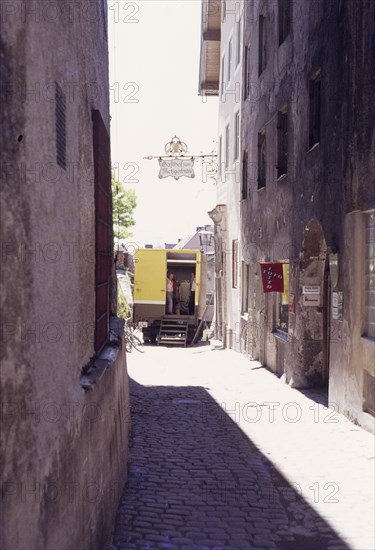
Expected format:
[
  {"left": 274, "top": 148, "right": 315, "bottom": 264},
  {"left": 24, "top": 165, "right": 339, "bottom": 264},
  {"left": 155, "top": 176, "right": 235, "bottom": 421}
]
[{"left": 55, "top": 82, "right": 66, "bottom": 170}]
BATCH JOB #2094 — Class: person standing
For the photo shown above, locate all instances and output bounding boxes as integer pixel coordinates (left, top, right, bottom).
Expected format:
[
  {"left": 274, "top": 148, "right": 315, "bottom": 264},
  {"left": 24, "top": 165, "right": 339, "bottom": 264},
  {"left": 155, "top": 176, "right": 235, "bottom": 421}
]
[
  {"left": 189, "top": 272, "right": 196, "bottom": 315},
  {"left": 166, "top": 272, "right": 174, "bottom": 314}
]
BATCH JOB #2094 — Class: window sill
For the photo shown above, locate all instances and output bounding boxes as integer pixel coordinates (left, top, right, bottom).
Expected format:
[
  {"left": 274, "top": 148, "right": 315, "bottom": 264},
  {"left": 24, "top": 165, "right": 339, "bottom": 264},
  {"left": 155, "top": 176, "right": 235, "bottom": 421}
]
[
  {"left": 361, "top": 335, "right": 375, "bottom": 345},
  {"left": 272, "top": 329, "right": 288, "bottom": 342},
  {"left": 80, "top": 316, "right": 125, "bottom": 391},
  {"left": 277, "top": 173, "right": 287, "bottom": 183},
  {"left": 241, "top": 313, "right": 249, "bottom": 321}
]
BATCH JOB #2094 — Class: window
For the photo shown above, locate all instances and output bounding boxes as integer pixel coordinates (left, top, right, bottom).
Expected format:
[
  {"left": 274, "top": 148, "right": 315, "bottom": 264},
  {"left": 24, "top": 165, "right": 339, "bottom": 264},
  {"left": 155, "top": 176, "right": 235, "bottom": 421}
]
[
  {"left": 242, "top": 150, "right": 248, "bottom": 200},
  {"left": 232, "top": 240, "right": 239, "bottom": 288},
  {"left": 221, "top": 55, "right": 225, "bottom": 97},
  {"left": 227, "top": 39, "right": 232, "bottom": 82},
  {"left": 363, "top": 371, "right": 375, "bottom": 417},
  {"left": 218, "top": 135, "right": 222, "bottom": 177},
  {"left": 258, "top": 15, "right": 267, "bottom": 76},
  {"left": 278, "top": 0, "right": 291, "bottom": 45},
  {"left": 241, "top": 262, "right": 250, "bottom": 313},
  {"left": 55, "top": 82, "right": 66, "bottom": 170},
  {"left": 364, "top": 212, "right": 375, "bottom": 339},
  {"left": 225, "top": 124, "right": 230, "bottom": 168},
  {"left": 222, "top": 0, "right": 226, "bottom": 22},
  {"left": 92, "top": 110, "right": 112, "bottom": 353},
  {"left": 275, "top": 263, "right": 289, "bottom": 332},
  {"left": 244, "top": 45, "right": 251, "bottom": 99},
  {"left": 309, "top": 72, "right": 321, "bottom": 149},
  {"left": 236, "top": 19, "right": 241, "bottom": 66},
  {"left": 234, "top": 111, "right": 240, "bottom": 161},
  {"left": 277, "top": 109, "right": 288, "bottom": 178},
  {"left": 257, "top": 130, "right": 266, "bottom": 189}
]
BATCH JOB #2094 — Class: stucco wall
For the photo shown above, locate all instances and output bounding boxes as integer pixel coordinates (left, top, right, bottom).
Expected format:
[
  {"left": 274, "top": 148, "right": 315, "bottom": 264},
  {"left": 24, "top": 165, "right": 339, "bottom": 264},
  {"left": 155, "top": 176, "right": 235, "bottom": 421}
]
[
  {"left": 240, "top": 0, "right": 375, "bottom": 430},
  {"left": 1, "top": 1, "right": 131, "bottom": 546}
]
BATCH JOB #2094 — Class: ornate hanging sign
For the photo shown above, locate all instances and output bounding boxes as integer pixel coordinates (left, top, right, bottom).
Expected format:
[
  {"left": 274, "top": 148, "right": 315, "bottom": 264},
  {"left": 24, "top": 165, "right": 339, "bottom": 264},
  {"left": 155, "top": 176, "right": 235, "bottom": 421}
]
[
  {"left": 158, "top": 158, "right": 195, "bottom": 180},
  {"left": 144, "top": 135, "right": 217, "bottom": 181}
]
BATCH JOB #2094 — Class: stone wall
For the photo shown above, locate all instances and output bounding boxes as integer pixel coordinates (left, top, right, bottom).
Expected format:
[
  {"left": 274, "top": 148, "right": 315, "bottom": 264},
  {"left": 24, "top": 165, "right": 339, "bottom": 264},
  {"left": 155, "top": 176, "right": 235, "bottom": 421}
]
[
  {"left": 240, "top": 0, "right": 375, "bottom": 430},
  {"left": 0, "top": 1, "right": 131, "bottom": 546}
]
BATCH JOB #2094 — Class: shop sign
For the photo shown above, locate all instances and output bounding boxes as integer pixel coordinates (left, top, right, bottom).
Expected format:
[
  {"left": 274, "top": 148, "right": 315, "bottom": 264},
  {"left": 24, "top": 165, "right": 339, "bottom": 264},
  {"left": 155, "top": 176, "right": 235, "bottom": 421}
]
[
  {"left": 302, "top": 285, "right": 320, "bottom": 294},
  {"left": 158, "top": 158, "right": 195, "bottom": 180},
  {"left": 260, "top": 262, "right": 284, "bottom": 293}
]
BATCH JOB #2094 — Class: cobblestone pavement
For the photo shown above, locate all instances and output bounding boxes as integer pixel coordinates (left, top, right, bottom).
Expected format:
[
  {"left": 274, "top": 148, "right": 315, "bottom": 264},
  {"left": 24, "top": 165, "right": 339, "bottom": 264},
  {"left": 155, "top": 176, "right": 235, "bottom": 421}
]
[{"left": 112, "top": 345, "right": 375, "bottom": 550}]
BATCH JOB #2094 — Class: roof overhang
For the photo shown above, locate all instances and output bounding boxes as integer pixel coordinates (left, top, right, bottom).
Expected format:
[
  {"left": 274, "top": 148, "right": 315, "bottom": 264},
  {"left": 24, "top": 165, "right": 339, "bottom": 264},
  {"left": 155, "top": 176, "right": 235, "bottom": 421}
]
[{"left": 198, "top": 0, "right": 221, "bottom": 96}]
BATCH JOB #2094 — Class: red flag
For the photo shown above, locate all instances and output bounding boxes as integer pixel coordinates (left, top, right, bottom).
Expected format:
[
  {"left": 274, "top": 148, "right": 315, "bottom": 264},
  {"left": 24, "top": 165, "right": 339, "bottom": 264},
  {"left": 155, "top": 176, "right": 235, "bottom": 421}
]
[{"left": 260, "top": 263, "right": 284, "bottom": 293}]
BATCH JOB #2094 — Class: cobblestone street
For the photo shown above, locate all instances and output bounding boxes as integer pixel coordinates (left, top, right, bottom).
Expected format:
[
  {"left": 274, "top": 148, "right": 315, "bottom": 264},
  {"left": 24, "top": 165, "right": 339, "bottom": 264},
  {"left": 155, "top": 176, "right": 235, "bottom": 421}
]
[{"left": 112, "top": 344, "right": 375, "bottom": 550}]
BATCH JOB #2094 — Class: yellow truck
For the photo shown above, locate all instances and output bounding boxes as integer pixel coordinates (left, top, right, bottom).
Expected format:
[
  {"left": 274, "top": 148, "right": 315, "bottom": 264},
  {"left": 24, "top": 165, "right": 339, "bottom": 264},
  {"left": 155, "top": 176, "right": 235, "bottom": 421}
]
[{"left": 133, "top": 248, "right": 207, "bottom": 345}]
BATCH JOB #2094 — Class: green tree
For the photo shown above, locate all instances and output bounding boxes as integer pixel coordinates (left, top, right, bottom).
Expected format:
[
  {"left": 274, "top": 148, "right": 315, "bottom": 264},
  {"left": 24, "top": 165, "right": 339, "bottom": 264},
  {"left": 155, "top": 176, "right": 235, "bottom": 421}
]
[{"left": 112, "top": 174, "right": 137, "bottom": 243}]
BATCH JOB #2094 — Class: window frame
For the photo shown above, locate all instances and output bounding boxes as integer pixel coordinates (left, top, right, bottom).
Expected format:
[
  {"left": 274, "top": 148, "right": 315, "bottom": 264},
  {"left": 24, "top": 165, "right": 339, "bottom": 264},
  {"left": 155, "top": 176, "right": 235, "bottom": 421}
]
[
  {"left": 278, "top": 0, "right": 291, "bottom": 46},
  {"left": 227, "top": 38, "right": 232, "bottom": 83},
  {"left": 257, "top": 130, "right": 266, "bottom": 189},
  {"left": 221, "top": 55, "right": 226, "bottom": 98},
  {"left": 274, "top": 262, "right": 290, "bottom": 334},
  {"left": 258, "top": 14, "right": 267, "bottom": 76},
  {"left": 236, "top": 18, "right": 241, "bottom": 67},
  {"left": 225, "top": 123, "right": 230, "bottom": 169},
  {"left": 241, "top": 261, "right": 250, "bottom": 314},
  {"left": 308, "top": 71, "right": 321, "bottom": 150},
  {"left": 232, "top": 239, "right": 239, "bottom": 289},
  {"left": 244, "top": 45, "right": 251, "bottom": 99},
  {"left": 277, "top": 108, "right": 288, "bottom": 179},
  {"left": 234, "top": 111, "right": 240, "bottom": 161},
  {"left": 241, "top": 150, "right": 248, "bottom": 200},
  {"left": 364, "top": 211, "right": 375, "bottom": 340}
]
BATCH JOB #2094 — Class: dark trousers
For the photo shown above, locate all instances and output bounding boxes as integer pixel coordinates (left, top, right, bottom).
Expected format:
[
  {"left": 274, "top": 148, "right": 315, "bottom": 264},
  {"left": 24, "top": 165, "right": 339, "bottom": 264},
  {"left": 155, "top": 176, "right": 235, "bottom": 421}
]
[{"left": 189, "top": 291, "right": 195, "bottom": 315}]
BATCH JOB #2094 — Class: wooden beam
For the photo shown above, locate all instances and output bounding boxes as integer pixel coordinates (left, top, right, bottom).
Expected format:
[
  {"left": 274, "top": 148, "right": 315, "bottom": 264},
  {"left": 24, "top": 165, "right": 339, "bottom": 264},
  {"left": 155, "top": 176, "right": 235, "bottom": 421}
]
[{"left": 203, "top": 29, "right": 221, "bottom": 41}]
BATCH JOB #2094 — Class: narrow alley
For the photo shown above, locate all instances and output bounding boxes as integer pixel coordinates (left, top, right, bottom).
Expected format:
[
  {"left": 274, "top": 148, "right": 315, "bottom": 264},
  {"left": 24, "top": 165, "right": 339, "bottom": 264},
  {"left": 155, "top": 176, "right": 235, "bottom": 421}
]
[{"left": 112, "top": 345, "right": 374, "bottom": 550}]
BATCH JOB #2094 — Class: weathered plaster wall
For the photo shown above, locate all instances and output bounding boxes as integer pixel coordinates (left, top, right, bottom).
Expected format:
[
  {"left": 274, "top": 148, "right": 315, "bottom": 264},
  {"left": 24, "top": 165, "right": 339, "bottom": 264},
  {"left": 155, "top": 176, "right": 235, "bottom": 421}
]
[
  {"left": 1, "top": 2, "right": 131, "bottom": 546},
  {"left": 241, "top": 0, "right": 375, "bottom": 429},
  {"left": 217, "top": 0, "right": 243, "bottom": 351}
]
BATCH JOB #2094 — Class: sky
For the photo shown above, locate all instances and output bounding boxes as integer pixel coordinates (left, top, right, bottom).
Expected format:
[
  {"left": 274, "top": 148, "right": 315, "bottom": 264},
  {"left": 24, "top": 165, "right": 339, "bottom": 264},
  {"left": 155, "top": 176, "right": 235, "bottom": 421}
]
[{"left": 108, "top": 0, "right": 219, "bottom": 248}]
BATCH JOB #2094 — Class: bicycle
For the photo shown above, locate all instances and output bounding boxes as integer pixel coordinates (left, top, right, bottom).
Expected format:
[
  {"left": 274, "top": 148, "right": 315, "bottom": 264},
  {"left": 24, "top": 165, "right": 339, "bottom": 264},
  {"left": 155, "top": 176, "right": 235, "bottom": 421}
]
[{"left": 124, "top": 320, "right": 145, "bottom": 353}]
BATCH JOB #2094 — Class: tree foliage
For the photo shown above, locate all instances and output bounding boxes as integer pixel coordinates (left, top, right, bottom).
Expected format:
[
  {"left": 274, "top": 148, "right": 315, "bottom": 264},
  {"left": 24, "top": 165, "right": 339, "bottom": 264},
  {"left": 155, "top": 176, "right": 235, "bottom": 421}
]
[{"left": 112, "top": 174, "right": 137, "bottom": 240}]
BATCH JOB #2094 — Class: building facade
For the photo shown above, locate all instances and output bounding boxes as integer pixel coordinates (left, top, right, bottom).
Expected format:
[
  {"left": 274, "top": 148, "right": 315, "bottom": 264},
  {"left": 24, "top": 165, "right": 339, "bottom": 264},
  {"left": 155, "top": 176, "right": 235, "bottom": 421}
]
[
  {"left": 201, "top": 0, "right": 375, "bottom": 432},
  {"left": 201, "top": 0, "right": 244, "bottom": 349},
  {"left": 0, "top": 1, "right": 131, "bottom": 547}
]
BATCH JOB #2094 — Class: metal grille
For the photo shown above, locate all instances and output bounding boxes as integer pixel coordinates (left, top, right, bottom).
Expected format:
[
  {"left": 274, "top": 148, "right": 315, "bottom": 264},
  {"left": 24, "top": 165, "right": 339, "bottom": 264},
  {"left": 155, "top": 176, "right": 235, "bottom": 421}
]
[
  {"left": 55, "top": 82, "right": 66, "bottom": 169},
  {"left": 92, "top": 110, "right": 112, "bottom": 353}
]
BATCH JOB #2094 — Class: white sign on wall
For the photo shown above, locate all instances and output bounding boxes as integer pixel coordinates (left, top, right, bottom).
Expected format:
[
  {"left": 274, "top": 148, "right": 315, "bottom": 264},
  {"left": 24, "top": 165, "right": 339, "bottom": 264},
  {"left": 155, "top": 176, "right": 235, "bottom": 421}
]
[
  {"left": 302, "top": 285, "right": 320, "bottom": 295},
  {"left": 303, "top": 294, "right": 321, "bottom": 306}
]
